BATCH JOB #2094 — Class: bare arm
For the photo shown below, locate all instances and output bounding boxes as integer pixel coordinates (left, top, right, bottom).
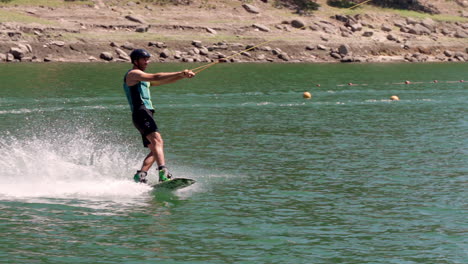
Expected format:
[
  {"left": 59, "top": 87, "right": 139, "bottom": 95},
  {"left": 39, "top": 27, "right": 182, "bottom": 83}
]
[{"left": 126, "top": 69, "right": 195, "bottom": 87}]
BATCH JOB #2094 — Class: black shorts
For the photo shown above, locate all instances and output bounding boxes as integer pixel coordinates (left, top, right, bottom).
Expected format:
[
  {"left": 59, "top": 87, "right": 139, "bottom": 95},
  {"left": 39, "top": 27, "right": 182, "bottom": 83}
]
[{"left": 132, "top": 108, "right": 159, "bottom": 148}]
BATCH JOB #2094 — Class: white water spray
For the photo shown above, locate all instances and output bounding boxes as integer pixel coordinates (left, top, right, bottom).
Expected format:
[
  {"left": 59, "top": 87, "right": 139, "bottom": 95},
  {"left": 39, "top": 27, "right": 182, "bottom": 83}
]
[{"left": 0, "top": 128, "right": 151, "bottom": 202}]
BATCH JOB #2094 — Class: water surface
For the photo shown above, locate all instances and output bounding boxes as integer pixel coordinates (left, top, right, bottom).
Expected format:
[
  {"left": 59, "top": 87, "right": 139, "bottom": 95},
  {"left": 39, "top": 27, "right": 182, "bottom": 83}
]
[{"left": 0, "top": 62, "right": 467, "bottom": 263}]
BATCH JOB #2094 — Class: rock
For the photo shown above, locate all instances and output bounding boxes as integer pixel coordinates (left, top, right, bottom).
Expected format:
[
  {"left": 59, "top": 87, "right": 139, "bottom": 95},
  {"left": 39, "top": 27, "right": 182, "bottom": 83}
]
[
  {"left": 455, "top": 30, "right": 468, "bottom": 38},
  {"left": 335, "top": 14, "right": 349, "bottom": 23},
  {"left": 291, "top": 19, "right": 305, "bottom": 29},
  {"left": 100, "top": 52, "right": 113, "bottom": 61},
  {"left": 309, "top": 25, "right": 319, "bottom": 31},
  {"left": 245, "top": 44, "right": 258, "bottom": 51},
  {"left": 349, "top": 23, "right": 362, "bottom": 32},
  {"left": 421, "top": 18, "right": 436, "bottom": 32},
  {"left": 242, "top": 4, "right": 260, "bottom": 14},
  {"left": 338, "top": 44, "right": 351, "bottom": 55},
  {"left": 454, "top": 51, "right": 466, "bottom": 57},
  {"left": 330, "top": 52, "right": 342, "bottom": 59},
  {"left": 199, "top": 47, "right": 209, "bottom": 56},
  {"left": 135, "top": 25, "right": 149, "bottom": 33},
  {"left": 317, "top": 44, "right": 328, "bottom": 51},
  {"left": 160, "top": 49, "right": 171, "bottom": 58},
  {"left": 18, "top": 44, "right": 32, "bottom": 53},
  {"left": 408, "top": 24, "right": 431, "bottom": 35},
  {"left": 26, "top": 44, "right": 33, "bottom": 53},
  {"left": 341, "top": 31, "right": 351, "bottom": 38},
  {"left": 387, "top": 34, "right": 398, "bottom": 41},
  {"left": 381, "top": 24, "right": 392, "bottom": 32},
  {"left": 444, "top": 50, "right": 454, "bottom": 57},
  {"left": 216, "top": 52, "right": 226, "bottom": 59},
  {"left": 278, "top": 53, "right": 290, "bottom": 61},
  {"left": 393, "top": 20, "right": 406, "bottom": 28},
  {"left": 406, "top": 17, "right": 418, "bottom": 25},
  {"left": 115, "top": 48, "right": 130, "bottom": 61},
  {"left": 305, "top": 45, "right": 315, "bottom": 51},
  {"left": 49, "top": 41, "right": 65, "bottom": 47},
  {"left": 241, "top": 51, "right": 251, "bottom": 57},
  {"left": 271, "top": 48, "right": 282, "bottom": 55},
  {"left": 0, "top": 53, "right": 6, "bottom": 62},
  {"left": 253, "top": 23, "right": 270, "bottom": 32},
  {"left": 21, "top": 56, "right": 33, "bottom": 62},
  {"left": 362, "top": 31, "right": 373, "bottom": 37},
  {"left": 6, "top": 53, "right": 14, "bottom": 62},
  {"left": 125, "top": 15, "right": 146, "bottom": 24},
  {"left": 418, "top": 47, "right": 431, "bottom": 55},
  {"left": 441, "top": 28, "right": 451, "bottom": 36},
  {"left": 192, "top": 40, "right": 203, "bottom": 48},
  {"left": 341, "top": 56, "right": 355, "bottom": 63},
  {"left": 121, "top": 42, "right": 134, "bottom": 50},
  {"left": 148, "top": 41, "right": 166, "bottom": 48},
  {"left": 9, "top": 46, "right": 28, "bottom": 60},
  {"left": 206, "top": 27, "right": 217, "bottom": 34},
  {"left": 192, "top": 48, "right": 200, "bottom": 55},
  {"left": 44, "top": 56, "right": 53, "bottom": 62},
  {"left": 182, "top": 57, "right": 194, "bottom": 63},
  {"left": 7, "top": 31, "right": 22, "bottom": 41},
  {"left": 462, "top": 10, "right": 468, "bottom": 18}
]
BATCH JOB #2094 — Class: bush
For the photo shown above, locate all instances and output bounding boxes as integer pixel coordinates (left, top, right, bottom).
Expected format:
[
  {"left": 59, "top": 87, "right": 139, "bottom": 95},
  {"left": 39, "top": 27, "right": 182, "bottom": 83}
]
[
  {"left": 327, "top": 0, "right": 357, "bottom": 8},
  {"left": 140, "top": 0, "right": 192, "bottom": 5},
  {"left": 275, "top": 0, "right": 320, "bottom": 14}
]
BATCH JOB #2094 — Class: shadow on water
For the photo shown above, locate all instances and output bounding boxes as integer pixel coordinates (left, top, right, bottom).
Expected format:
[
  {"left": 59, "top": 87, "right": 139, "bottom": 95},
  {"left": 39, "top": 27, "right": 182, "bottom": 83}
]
[{"left": 150, "top": 189, "right": 188, "bottom": 206}]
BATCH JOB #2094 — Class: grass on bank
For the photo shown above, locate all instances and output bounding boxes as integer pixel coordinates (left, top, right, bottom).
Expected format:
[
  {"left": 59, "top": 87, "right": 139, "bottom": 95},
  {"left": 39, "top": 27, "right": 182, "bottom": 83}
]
[
  {"left": 0, "top": 0, "right": 93, "bottom": 7},
  {"left": 390, "top": 9, "right": 468, "bottom": 23},
  {"left": 337, "top": 5, "right": 468, "bottom": 23},
  {"left": 60, "top": 31, "right": 291, "bottom": 44},
  {"left": 0, "top": 9, "right": 55, "bottom": 24}
]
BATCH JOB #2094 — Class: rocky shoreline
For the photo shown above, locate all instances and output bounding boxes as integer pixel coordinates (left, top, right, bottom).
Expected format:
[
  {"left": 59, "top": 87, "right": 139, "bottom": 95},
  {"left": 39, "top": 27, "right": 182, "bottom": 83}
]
[{"left": 0, "top": 1, "right": 467, "bottom": 64}]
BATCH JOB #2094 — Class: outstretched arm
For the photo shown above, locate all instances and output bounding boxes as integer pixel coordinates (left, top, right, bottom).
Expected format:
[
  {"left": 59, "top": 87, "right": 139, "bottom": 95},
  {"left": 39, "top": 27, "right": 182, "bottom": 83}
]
[
  {"left": 126, "top": 69, "right": 195, "bottom": 86},
  {"left": 151, "top": 70, "right": 195, "bottom": 86}
]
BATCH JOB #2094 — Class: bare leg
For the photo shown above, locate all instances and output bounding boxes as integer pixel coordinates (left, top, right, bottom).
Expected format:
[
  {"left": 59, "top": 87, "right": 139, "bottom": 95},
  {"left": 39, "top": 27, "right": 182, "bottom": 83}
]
[
  {"left": 145, "top": 132, "right": 165, "bottom": 168},
  {"left": 140, "top": 152, "right": 156, "bottom": 172}
]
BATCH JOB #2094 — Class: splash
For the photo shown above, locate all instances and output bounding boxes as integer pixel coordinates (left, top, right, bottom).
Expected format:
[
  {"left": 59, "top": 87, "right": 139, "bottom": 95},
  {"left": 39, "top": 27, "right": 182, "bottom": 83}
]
[{"left": 0, "top": 128, "right": 151, "bottom": 202}]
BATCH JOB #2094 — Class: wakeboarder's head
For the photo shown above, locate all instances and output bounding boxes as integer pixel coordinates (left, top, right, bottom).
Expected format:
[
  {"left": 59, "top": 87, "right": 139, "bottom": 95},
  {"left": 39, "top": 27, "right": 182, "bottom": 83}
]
[{"left": 130, "top": 49, "right": 151, "bottom": 71}]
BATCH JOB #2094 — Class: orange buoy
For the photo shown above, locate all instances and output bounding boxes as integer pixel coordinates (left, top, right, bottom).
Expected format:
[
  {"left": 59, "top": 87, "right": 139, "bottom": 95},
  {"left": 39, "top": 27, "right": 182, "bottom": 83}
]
[
  {"left": 303, "top": 92, "right": 312, "bottom": 99},
  {"left": 390, "top": 95, "right": 400, "bottom": 101},
  {"left": 405, "top": 80, "right": 411, "bottom": 84}
]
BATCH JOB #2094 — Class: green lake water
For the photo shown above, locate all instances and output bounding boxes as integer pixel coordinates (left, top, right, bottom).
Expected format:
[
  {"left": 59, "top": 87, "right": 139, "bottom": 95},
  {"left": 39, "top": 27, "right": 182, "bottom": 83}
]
[{"left": 0, "top": 62, "right": 467, "bottom": 263}]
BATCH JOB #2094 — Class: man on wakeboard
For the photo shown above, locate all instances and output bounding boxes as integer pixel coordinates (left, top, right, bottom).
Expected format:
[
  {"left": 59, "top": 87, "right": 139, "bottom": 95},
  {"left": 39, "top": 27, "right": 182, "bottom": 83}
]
[{"left": 123, "top": 49, "right": 195, "bottom": 183}]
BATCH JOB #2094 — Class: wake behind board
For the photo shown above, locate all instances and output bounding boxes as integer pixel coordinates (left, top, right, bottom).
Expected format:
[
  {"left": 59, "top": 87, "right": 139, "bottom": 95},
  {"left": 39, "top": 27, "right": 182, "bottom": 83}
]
[{"left": 151, "top": 178, "right": 195, "bottom": 191}]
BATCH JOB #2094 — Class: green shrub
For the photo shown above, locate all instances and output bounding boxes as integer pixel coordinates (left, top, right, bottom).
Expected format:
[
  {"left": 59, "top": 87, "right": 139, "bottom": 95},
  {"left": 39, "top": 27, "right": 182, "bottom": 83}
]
[
  {"left": 327, "top": 0, "right": 357, "bottom": 8},
  {"left": 275, "top": 0, "right": 320, "bottom": 14},
  {"left": 140, "top": 0, "right": 192, "bottom": 5}
]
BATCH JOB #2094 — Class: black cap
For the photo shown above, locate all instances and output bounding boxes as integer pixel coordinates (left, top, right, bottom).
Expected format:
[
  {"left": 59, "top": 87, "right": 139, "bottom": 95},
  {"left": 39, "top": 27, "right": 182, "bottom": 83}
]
[{"left": 130, "top": 49, "right": 151, "bottom": 63}]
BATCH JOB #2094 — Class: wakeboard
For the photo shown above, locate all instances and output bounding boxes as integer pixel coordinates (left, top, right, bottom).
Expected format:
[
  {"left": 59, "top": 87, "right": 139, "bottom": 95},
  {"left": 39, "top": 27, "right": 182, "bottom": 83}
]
[{"left": 151, "top": 178, "right": 195, "bottom": 191}]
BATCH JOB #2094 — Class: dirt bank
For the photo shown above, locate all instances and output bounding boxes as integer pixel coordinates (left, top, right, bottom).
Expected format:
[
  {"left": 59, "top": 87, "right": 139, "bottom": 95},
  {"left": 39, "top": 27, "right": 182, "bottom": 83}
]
[{"left": 0, "top": 0, "right": 467, "bottom": 63}]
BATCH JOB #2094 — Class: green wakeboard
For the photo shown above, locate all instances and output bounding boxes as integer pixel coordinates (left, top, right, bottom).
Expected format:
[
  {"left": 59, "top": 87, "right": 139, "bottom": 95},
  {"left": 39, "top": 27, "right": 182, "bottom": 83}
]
[{"left": 151, "top": 178, "right": 195, "bottom": 191}]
